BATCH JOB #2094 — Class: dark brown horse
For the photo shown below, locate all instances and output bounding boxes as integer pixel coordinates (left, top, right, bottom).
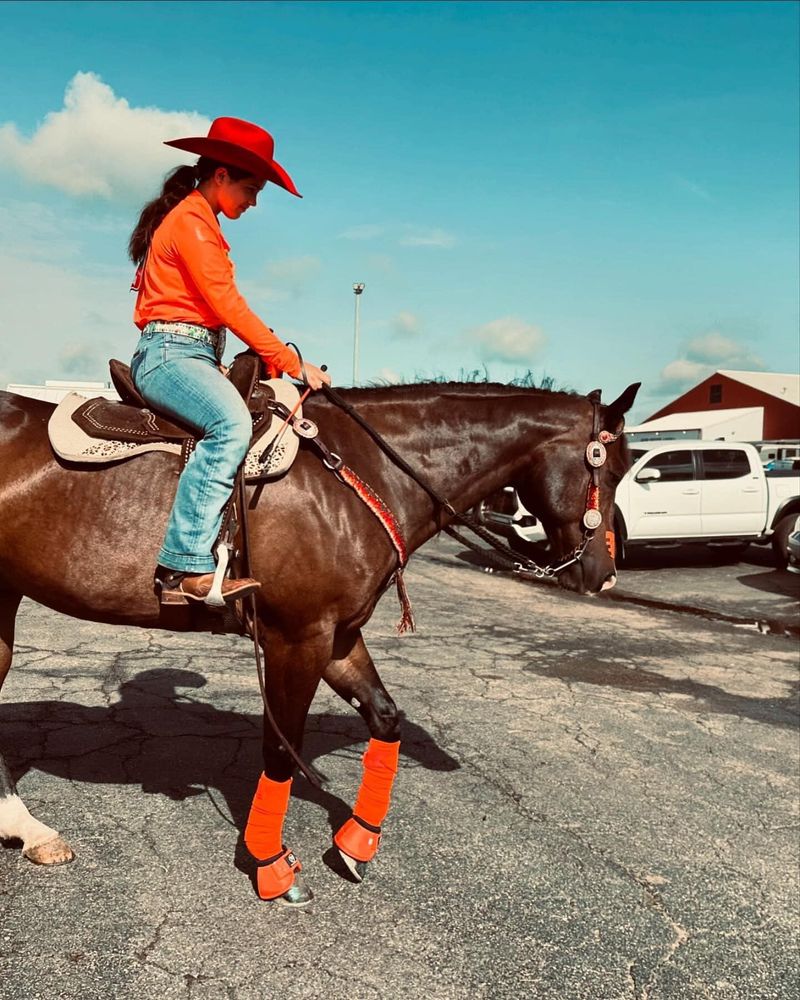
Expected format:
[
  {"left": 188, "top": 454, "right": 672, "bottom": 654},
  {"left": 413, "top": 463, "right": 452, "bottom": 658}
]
[{"left": 0, "top": 379, "right": 638, "bottom": 895}]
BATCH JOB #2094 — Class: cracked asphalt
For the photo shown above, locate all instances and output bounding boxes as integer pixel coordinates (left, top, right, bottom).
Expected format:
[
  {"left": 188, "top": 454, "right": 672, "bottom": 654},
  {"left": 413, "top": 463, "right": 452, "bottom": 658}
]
[{"left": 0, "top": 535, "right": 798, "bottom": 1000}]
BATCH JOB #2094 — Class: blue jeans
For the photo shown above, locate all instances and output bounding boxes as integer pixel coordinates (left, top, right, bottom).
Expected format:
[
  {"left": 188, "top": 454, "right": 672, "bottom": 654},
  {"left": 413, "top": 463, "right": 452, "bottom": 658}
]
[{"left": 131, "top": 329, "right": 252, "bottom": 573}]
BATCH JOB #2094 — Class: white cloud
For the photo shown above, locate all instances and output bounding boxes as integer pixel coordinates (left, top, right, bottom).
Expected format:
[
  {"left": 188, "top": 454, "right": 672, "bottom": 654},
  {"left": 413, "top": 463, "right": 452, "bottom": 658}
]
[
  {"left": 337, "top": 224, "right": 457, "bottom": 249},
  {"left": 657, "top": 330, "right": 765, "bottom": 395},
  {"left": 0, "top": 201, "right": 80, "bottom": 261},
  {"left": 684, "top": 331, "right": 761, "bottom": 366},
  {"left": 670, "top": 173, "right": 713, "bottom": 202},
  {"left": 0, "top": 199, "right": 129, "bottom": 265},
  {"left": 0, "top": 72, "right": 209, "bottom": 202},
  {"left": 366, "top": 254, "right": 394, "bottom": 274},
  {"left": 391, "top": 311, "right": 421, "bottom": 339},
  {"left": 400, "top": 227, "right": 456, "bottom": 248},
  {"left": 467, "top": 316, "right": 546, "bottom": 364},
  {"left": 261, "top": 256, "right": 321, "bottom": 301},
  {"left": 0, "top": 252, "right": 131, "bottom": 385},
  {"left": 338, "top": 224, "right": 384, "bottom": 241},
  {"left": 658, "top": 358, "right": 710, "bottom": 390}
]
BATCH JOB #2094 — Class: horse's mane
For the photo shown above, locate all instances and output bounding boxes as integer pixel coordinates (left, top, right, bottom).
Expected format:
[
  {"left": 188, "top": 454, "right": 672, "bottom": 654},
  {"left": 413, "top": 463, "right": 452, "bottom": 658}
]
[{"left": 332, "top": 380, "right": 580, "bottom": 402}]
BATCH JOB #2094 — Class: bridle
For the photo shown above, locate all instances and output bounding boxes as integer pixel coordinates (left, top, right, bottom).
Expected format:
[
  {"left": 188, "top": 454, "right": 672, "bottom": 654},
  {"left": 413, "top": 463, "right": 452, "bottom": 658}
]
[
  {"left": 582, "top": 389, "right": 623, "bottom": 531},
  {"left": 240, "top": 381, "right": 624, "bottom": 789},
  {"left": 455, "top": 388, "right": 624, "bottom": 581},
  {"left": 314, "top": 383, "right": 624, "bottom": 582}
]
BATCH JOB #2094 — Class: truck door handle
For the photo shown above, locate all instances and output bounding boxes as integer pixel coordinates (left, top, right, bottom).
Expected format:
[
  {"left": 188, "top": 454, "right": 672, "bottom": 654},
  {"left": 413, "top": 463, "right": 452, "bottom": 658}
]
[
  {"left": 742, "top": 487, "right": 759, "bottom": 493},
  {"left": 681, "top": 489, "right": 700, "bottom": 495}
]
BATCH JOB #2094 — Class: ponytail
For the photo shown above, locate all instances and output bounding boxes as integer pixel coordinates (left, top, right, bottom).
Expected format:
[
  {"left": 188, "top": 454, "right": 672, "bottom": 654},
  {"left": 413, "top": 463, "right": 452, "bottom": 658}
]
[
  {"left": 128, "top": 164, "right": 197, "bottom": 265},
  {"left": 128, "top": 157, "right": 256, "bottom": 265}
]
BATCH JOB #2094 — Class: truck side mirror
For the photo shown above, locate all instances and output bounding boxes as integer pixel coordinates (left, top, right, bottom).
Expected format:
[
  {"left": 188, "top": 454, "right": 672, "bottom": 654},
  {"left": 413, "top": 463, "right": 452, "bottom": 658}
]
[{"left": 636, "top": 467, "right": 662, "bottom": 483}]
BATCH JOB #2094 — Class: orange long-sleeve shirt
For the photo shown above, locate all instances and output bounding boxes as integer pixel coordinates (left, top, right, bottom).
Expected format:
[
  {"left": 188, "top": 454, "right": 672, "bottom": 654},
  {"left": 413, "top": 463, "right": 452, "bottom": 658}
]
[{"left": 133, "top": 190, "right": 301, "bottom": 379}]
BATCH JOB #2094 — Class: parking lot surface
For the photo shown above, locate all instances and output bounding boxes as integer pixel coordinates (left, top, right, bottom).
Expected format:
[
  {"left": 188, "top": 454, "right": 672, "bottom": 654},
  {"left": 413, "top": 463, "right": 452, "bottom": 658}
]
[{"left": 1, "top": 535, "right": 798, "bottom": 1000}]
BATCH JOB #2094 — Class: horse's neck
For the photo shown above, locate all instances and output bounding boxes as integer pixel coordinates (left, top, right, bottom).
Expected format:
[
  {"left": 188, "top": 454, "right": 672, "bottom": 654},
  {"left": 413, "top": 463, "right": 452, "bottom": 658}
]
[{"left": 357, "top": 386, "right": 588, "bottom": 539}]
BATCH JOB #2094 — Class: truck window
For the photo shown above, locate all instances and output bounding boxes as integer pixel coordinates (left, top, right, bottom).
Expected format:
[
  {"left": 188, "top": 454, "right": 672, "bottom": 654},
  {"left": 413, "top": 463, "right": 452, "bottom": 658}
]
[
  {"left": 701, "top": 449, "right": 751, "bottom": 480},
  {"left": 641, "top": 451, "right": 695, "bottom": 482}
]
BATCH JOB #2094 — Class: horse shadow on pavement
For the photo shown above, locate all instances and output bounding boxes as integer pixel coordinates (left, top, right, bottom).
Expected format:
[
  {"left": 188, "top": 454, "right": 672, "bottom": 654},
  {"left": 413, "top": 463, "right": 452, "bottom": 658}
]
[{"left": 0, "top": 668, "right": 459, "bottom": 865}]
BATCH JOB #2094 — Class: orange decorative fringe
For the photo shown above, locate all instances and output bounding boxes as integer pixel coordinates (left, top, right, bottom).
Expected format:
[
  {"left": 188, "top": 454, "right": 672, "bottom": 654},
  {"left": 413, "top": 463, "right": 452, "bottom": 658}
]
[
  {"left": 395, "top": 570, "right": 416, "bottom": 634},
  {"left": 338, "top": 463, "right": 415, "bottom": 632},
  {"left": 339, "top": 465, "right": 408, "bottom": 564}
]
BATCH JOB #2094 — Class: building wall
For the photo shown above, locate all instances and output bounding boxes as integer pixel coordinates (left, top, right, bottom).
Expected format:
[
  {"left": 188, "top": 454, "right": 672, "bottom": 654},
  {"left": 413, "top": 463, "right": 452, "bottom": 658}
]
[{"left": 648, "top": 373, "right": 799, "bottom": 440}]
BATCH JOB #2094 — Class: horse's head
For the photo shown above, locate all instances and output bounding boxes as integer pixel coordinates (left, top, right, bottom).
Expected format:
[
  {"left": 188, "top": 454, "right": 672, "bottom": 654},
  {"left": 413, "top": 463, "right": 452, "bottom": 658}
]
[{"left": 514, "top": 383, "right": 640, "bottom": 596}]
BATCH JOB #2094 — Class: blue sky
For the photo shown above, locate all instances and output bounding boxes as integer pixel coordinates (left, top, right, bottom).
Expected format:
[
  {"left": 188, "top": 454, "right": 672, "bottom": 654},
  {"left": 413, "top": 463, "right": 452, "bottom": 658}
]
[{"left": 0, "top": 0, "right": 797, "bottom": 420}]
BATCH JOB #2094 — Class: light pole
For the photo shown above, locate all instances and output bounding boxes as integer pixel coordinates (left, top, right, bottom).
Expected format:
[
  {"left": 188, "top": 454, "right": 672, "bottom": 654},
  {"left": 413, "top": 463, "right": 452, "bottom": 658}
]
[{"left": 352, "top": 282, "right": 365, "bottom": 385}]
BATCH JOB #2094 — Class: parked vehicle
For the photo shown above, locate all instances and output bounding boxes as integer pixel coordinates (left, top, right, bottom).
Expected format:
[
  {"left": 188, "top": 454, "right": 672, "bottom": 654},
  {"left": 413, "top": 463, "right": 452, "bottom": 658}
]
[
  {"left": 472, "top": 488, "right": 544, "bottom": 543},
  {"left": 787, "top": 520, "right": 800, "bottom": 575},
  {"left": 757, "top": 441, "right": 800, "bottom": 468},
  {"left": 475, "top": 441, "right": 800, "bottom": 567}
]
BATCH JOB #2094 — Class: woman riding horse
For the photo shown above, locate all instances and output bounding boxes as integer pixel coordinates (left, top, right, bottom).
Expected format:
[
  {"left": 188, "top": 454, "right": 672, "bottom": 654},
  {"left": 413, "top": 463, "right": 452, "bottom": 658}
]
[
  {"left": 0, "top": 376, "right": 639, "bottom": 904},
  {"left": 128, "top": 116, "right": 330, "bottom": 605}
]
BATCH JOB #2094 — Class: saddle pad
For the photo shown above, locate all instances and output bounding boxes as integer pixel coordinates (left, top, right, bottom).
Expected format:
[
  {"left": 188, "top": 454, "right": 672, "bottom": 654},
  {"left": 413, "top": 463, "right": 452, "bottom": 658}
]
[{"left": 48, "top": 380, "right": 302, "bottom": 480}]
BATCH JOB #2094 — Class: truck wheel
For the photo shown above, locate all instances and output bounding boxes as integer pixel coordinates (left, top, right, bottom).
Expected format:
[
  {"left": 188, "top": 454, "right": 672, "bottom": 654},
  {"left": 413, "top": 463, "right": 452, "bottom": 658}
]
[
  {"left": 772, "top": 514, "right": 800, "bottom": 569},
  {"left": 471, "top": 500, "right": 489, "bottom": 527}
]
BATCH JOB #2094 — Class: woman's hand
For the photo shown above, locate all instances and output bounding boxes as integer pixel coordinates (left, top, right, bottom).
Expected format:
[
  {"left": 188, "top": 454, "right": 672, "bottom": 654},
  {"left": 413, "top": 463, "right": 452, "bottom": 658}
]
[{"left": 302, "top": 363, "right": 332, "bottom": 391}]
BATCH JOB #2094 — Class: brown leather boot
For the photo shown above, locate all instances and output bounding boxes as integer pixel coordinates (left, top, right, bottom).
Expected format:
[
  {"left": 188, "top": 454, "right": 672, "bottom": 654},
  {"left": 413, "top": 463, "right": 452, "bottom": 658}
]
[{"left": 159, "top": 570, "right": 260, "bottom": 605}]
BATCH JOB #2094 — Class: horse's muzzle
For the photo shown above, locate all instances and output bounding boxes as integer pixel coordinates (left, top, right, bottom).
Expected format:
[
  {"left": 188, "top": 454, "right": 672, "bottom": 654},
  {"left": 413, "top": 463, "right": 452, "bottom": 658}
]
[{"left": 557, "top": 559, "right": 617, "bottom": 596}]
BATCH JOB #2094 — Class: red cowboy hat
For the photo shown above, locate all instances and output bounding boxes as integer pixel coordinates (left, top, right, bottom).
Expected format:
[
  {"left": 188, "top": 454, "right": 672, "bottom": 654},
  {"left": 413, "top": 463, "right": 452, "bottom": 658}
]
[{"left": 164, "top": 116, "right": 301, "bottom": 198}]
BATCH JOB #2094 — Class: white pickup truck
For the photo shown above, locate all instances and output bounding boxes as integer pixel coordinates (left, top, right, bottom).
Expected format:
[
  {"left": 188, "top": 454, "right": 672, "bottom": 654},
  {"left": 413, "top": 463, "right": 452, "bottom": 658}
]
[{"left": 477, "top": 440, "right": 800, "bottom": 566}]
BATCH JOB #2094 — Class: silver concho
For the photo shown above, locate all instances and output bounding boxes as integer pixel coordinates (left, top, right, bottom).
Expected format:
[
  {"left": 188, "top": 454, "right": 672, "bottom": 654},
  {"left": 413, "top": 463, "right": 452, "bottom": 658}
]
[
  {"left": 583, "top": 508, "right": 603, "bottom": 530},
  {"left": 293, "top": 418, "right": 319, "bottom": 439},
  {"left": 586, "top": 441, "right": 607, "bottom": 468}
]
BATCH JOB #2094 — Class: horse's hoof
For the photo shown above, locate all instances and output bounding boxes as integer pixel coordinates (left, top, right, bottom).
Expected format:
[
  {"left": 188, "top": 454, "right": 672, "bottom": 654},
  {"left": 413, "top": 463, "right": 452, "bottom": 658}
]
[
  {"left": 274, "top": 871, "right": 314, "bottom": 909},
  {"left": 338, "top": 848, "right": 368, "bottom": 883},
  {"left": 24, "top": 836, "right": 75, "bottom": 866}
]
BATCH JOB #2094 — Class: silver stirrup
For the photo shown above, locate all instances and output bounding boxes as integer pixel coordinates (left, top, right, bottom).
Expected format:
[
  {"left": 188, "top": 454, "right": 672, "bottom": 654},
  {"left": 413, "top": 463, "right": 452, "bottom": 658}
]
[{"left": 205, "top": 540, "right": 231, "bottom": 607}]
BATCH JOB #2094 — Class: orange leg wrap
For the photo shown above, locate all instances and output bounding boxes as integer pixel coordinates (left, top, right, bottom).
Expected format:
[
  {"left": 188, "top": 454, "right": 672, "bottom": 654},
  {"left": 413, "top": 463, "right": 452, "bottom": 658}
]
[
  {"left": 353, "top": 740, "right": 400, "bottom": 826},
  {"left": 334, "top": 739, "right": 399, "bottom": 863},
  {"left": 605, "top": 530, "right": 616, "bottom": 560},
  {"left": 353, "top": 738, "right": 400, "bottom": 828},
  {"left": 244, "top": 774, "right": 292, "bottom": 861}
]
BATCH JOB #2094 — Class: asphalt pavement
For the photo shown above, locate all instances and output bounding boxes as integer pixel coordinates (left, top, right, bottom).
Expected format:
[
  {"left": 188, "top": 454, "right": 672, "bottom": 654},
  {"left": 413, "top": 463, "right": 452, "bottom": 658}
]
[{"left": 0, "top": 536, "right": 798, "bottom": 1000}]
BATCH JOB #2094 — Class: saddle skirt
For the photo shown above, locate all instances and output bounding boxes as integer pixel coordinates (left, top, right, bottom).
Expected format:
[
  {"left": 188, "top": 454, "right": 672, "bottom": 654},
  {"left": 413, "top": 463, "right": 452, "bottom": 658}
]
[{"left": 48, "top": 374, "right": 303, "bottom": 481}]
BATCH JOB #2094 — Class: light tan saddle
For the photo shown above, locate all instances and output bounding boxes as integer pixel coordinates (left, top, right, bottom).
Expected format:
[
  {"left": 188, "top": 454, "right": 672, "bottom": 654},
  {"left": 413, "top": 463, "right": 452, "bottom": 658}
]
[{"left": 48, "top": 356, "right": 303, "bottom": 481}]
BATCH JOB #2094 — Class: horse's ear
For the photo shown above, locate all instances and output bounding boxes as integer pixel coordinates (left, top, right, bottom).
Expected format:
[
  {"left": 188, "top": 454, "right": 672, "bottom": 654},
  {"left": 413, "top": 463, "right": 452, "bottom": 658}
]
[{"left": 605, "top": 382, "right": 641, "bottom": 432}]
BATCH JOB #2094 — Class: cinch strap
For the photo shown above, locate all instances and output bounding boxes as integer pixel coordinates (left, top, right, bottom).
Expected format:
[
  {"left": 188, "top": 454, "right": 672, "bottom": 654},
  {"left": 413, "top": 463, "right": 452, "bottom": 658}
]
[{"left": 244, "top": 774, "right": 292, "bottom": 860}]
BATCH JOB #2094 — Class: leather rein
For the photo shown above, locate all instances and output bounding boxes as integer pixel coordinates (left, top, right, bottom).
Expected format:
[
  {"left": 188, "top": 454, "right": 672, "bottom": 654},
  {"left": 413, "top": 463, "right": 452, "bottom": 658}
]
[
  {"left": 237, "top": 370, "right": 621, "bottom": 791},
  {"left": 313, "top": 383, "right": 622, "bottom": 581}
]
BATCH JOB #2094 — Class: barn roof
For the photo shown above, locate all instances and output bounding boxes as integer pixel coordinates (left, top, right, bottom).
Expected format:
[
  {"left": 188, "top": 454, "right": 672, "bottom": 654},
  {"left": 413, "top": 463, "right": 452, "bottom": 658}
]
[{"left": 717, "top": 370, "right": 800, "bottom": 407}]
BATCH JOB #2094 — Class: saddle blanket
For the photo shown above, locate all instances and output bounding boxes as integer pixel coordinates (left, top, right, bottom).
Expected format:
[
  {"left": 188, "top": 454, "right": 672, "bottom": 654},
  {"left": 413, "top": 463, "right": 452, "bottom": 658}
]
[{"left": 48, "top": 379, "right": 302, "bottom": 481}]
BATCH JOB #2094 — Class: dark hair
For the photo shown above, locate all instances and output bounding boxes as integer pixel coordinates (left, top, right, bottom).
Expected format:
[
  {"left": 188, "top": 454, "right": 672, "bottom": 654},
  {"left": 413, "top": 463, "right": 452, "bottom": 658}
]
[{"left": 128, "top": 156, "right": 253, "bottom": 264}]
